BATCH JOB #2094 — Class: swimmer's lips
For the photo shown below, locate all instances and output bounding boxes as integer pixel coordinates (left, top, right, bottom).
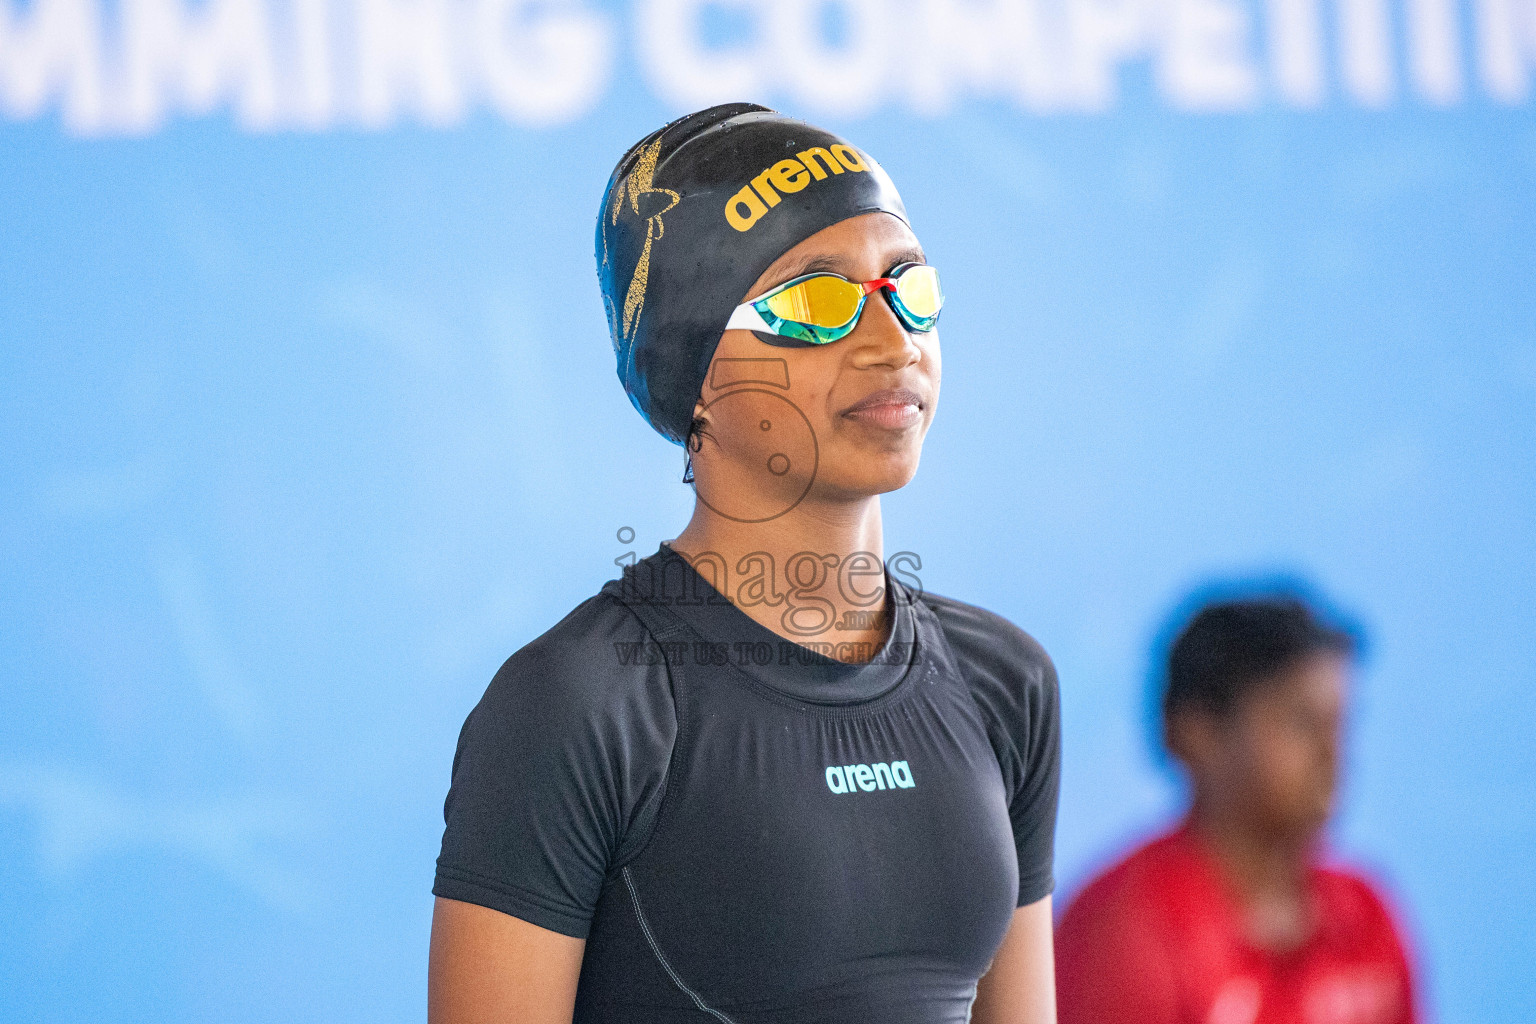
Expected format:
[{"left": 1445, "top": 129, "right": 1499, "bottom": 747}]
[{"left": 840, "top": 387, "right": 926, "bottom": 430}]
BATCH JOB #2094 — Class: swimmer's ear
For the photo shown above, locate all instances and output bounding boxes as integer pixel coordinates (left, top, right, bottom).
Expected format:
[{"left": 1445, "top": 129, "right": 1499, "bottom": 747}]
[{"left": 682, "top": 408, "right": 709, "bottom": 484}]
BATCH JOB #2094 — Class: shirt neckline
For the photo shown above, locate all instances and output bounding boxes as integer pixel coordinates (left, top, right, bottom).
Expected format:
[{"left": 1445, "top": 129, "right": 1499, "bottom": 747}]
[{"left": 622, "top": 544, "right": 924, "bottom": 705}]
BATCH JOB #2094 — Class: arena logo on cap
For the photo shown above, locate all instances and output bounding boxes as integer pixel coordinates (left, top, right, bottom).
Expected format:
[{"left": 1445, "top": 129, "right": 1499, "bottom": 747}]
[{"left": 724, "top": 145, "right": 869, "bottom": 232}]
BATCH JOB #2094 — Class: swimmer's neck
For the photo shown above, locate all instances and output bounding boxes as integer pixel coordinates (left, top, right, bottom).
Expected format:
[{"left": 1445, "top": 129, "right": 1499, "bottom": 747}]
[
  {"left": 668, "top": 494, "right": 891, "bottom": 663},
  {"left": 1189, "top": 803, "right": 1318, "bottom": 952}
]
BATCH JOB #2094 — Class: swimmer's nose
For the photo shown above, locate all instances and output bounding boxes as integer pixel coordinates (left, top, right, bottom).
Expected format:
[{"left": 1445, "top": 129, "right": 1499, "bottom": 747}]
[{"left": 849, "top": 292, "right": 923, "bottom": 371}]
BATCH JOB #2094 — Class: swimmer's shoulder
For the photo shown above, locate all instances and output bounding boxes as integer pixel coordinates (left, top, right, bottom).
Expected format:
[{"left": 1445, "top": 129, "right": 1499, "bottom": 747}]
[
  {"left": 441, "top": 590, "right": 677, "bottom": 916},
  {"left": 917, "top": 590, "right": 1060, "bottom": 878},
  {"left": 469, "top": 589, "right": 677, "bottom": 744},
  {"left": 917, "top": 590, "right": 1058, "bottom": 701}
]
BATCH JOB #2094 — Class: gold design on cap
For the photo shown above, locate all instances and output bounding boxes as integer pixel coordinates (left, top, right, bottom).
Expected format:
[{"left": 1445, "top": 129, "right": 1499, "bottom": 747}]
[{"left": 614, "top": 137, "right": 681, "bottom": 340}]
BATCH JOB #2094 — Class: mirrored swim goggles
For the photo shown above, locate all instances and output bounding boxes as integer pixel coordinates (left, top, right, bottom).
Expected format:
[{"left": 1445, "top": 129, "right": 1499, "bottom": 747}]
[{"left": 724, "top": 262, "right": 944, "bottom": 346}]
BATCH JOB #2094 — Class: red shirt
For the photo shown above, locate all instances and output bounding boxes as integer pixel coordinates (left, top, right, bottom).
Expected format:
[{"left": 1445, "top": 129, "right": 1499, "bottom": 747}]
[{"left": 1055, "top": 824, "right": 1419, "bottom": 1024}]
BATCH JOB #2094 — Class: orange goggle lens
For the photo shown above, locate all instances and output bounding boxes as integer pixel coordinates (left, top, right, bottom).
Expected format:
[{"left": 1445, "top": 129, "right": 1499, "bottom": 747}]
[{"left": 762, "top": 274, "right": 865, "bottom": 329}]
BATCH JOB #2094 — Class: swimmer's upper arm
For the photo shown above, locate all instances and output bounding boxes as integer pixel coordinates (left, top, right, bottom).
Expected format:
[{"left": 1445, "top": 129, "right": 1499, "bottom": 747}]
[
  {"left": 971, "top": 895, "right": 1057, "bottom": 1024},
  {"left": 428, "top": 896, "right": 586, "bottom": 1024}
]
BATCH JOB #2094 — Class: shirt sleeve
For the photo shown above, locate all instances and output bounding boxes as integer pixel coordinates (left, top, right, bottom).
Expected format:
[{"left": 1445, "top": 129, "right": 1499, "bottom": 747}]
[
  {"left": 923, "top": 594, "right": 1062, "bottom": 906},
  {"left": 432, "top": 594, "right": 676, "bottom": 939},
  {"left": 1007, "top": 643, "right": 1061, "bottom": 906}
]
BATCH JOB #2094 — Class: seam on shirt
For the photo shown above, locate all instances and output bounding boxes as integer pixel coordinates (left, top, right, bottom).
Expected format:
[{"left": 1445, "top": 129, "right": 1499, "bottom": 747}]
[
  {"left": 921, "top": 595, "right": 1030, "bottom": 786},
  {"left": 603, "top": 594, "right": 687, "bottom": 873},
  {"left": 921, "top": 591, "right": 1061, "bottom": 819},
  {"left": 923, "top": 593, "right": 1059, "bottom": 910},
  {"left": 622, "top": 867, "right": 739, "bottom": 1024}
]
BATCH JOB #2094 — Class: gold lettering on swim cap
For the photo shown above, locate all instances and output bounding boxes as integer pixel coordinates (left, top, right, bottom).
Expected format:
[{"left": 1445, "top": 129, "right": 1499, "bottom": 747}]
[
  {"left": 796, "top": 148, "right": 843, "bottom": 180},
  {"left": 726, "top": 186, "right": 769, "bottom": 231},
  {"left": 750, "top": 169, "right": 783, "bottom": 208},
  {"left": 617, "top": 136, "right": 681, "bottom": 340},
  {"left": 831, "top": 144, "right": 867, "bottom": 172},
  {"left": 768, "top": 159, "right": 811, "bottom": 194},
  {"left": 724, "top": 146, "right": 869, "bottom": 233}
]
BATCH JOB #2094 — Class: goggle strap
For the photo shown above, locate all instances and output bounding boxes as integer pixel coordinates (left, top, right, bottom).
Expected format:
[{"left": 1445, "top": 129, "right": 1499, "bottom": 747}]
[{"left": 725, "top": 302, "right": 777, "bottom": 332}]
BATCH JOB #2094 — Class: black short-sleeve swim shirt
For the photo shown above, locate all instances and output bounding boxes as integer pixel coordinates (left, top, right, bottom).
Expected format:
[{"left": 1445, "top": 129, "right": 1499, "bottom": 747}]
[{"left": 434, "top": 545, "right": 1061, "bottom": 1024}]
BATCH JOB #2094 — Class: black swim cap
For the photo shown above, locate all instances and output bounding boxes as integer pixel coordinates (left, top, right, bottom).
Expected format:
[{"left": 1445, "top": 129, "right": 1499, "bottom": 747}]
[{"left": 597, "top": 103, "right": 909, "bottom": 444}]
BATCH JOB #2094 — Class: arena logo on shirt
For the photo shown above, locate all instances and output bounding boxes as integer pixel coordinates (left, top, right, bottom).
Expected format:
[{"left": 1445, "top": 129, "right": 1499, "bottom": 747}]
[{"left": 824, "top": 760, "right": 915, "bottom": 794}]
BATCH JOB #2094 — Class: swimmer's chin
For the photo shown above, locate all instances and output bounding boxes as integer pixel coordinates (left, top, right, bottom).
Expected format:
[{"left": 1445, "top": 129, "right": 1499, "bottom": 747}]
[{"left": 817, "top": 447, "right": 925, "bottom": 500}]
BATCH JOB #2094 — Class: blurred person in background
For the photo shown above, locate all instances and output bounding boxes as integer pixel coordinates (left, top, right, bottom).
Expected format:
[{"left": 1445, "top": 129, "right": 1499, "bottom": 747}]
[
  {"left": 1055, "top": 595, "right": 1419, "bottom": 1024},
  {"left": 427, "top": 103, "right": 1061, "bottom": 1024}
]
